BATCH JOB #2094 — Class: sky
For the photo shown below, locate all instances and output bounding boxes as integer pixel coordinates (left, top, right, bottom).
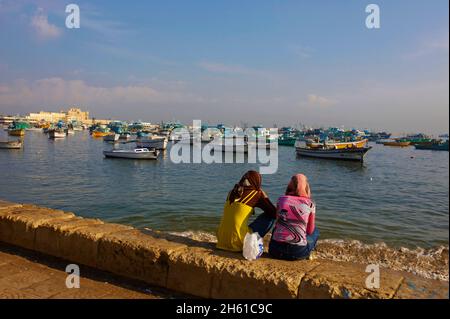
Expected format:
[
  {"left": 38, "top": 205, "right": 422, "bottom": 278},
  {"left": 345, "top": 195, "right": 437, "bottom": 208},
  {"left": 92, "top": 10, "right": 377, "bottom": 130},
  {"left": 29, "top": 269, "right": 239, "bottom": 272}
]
[{"left": 0, "top": 0, "right": 448, "bottom": 134}]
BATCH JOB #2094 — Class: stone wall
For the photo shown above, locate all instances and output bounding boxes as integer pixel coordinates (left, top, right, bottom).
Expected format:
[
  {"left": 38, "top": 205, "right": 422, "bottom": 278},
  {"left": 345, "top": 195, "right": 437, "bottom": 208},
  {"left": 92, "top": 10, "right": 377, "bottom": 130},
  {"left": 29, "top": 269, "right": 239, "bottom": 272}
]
[{"left": 0, "top": 200, "right": 447, "bottom": 299}]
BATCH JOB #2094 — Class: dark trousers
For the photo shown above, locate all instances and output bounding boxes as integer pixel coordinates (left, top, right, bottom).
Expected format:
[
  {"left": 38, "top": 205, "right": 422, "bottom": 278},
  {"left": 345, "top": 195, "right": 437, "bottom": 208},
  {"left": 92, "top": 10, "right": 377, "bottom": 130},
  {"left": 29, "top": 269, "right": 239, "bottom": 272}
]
[
  {"left": 248, "top": 212, "right": 276, "bottom": 237},
  {"left": 269, "top": 228, "right": 320, "bottom": 260}
]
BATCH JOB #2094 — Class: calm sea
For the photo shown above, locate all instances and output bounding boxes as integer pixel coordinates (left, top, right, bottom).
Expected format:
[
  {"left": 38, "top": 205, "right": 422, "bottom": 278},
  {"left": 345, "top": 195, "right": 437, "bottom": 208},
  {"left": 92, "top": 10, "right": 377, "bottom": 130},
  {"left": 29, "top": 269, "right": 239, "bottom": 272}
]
[{"left": 0, "top": 130, "right": 448, "bottom": 250}]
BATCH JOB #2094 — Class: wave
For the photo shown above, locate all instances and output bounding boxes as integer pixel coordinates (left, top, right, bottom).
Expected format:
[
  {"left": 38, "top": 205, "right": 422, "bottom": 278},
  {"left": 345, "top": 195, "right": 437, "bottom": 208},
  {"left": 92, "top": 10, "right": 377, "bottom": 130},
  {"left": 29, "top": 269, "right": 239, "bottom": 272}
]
[{"left": 160, "top": 230, "right": 449, "bottom": 282}]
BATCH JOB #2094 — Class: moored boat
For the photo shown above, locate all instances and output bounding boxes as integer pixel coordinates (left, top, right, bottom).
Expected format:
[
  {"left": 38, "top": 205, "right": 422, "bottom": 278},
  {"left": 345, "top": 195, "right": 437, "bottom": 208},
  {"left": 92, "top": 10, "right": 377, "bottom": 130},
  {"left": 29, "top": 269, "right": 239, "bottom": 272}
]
[
  {"left": 119, "top": 133, "right": 132, "bottom": 141},
  {"left": 414, "top": 140, "right": 449, "bottom": 151},
  {"left": 103, "top": 148, "right": 159, "bottom": 160},
  {"left": 103, "top": 133, "right": 120, "bottom": 142},
  {"left": 278, "top": 135, "right": 297, "bottom": 146},
  {"left": 0, "top": 140, "right": 23, "bottom": 149},
  {"left": 92, "top": 130, "right": 110, "bottom": 138},
  {"left": 296, "top": 145, "right": 372, "bottom": 162},
  {"left": 382, "top": 140, "right": 411, "bottom": 147},
  {"left": 65, "top": 128, "right": 75, "bottom": 135},
  {"left": 8, "top": 128, "right": 25, "bottom": 137},
  {"left": 48, "top": 129, "right": 66, "bottom": 139},
  {"left": 326, "top": 139, "right": 368, "bottom": 150},
  {"left": 136, "top": 135, "right": 168, "bottom": 150}
]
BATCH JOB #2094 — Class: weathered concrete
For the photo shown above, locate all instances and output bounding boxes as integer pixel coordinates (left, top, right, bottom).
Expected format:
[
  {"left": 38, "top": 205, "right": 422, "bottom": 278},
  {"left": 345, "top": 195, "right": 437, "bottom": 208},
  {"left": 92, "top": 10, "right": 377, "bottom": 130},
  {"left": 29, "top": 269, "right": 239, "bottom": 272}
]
[
  {"left": 0, "top": 242, "right": 165, "bottom": 299},
  {"left": 0, "top": 200, "right": 447, "bottom": 299}
]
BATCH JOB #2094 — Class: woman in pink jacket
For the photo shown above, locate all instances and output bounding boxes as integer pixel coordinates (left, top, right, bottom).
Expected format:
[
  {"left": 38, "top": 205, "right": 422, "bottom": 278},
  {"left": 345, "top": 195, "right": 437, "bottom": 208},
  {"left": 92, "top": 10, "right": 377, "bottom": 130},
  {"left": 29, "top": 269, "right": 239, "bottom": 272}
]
[{"left": 269, "top": 174, "right": 319, "bottom": 260}]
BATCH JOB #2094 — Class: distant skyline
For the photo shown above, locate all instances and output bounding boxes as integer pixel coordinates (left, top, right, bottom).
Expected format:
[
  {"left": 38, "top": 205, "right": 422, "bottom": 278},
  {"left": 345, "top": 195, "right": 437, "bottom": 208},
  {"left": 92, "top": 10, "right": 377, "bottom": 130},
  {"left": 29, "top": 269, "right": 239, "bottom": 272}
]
[{"left": 0, "top": 0, "right": 448, "bottom": 134}]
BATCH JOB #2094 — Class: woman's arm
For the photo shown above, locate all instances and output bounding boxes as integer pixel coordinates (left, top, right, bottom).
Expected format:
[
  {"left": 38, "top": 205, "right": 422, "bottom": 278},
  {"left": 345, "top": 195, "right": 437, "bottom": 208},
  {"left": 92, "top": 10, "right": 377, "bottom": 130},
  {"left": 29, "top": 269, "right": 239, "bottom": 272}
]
[
  {"left": 306, "top": 205, "right": 316, "bottom": 235},
  {"left": 255, "top": 190, "right": 277, "bottom": 218}
]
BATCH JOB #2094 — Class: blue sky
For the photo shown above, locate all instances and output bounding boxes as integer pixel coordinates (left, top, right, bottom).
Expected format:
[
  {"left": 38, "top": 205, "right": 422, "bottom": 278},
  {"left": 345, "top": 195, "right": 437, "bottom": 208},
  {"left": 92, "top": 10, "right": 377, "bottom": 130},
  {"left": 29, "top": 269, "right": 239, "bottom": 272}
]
[{"left": 0, "top": 0, "right": 448, "bottom": 134}]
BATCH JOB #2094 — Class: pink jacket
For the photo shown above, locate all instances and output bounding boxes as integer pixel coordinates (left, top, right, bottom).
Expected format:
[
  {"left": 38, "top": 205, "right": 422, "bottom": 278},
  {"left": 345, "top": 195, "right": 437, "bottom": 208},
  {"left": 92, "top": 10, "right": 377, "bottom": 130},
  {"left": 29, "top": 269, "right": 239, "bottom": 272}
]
[{"left": 271, "top": 195, "right": 316, "bottom": 246}]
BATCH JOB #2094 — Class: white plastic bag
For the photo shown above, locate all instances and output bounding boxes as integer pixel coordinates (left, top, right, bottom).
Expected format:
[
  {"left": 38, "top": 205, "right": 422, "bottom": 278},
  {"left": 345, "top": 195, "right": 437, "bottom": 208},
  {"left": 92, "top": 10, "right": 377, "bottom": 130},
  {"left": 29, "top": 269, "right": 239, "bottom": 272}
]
[{"left": 242, "top": 232, "right": 264, "bottom": 261}]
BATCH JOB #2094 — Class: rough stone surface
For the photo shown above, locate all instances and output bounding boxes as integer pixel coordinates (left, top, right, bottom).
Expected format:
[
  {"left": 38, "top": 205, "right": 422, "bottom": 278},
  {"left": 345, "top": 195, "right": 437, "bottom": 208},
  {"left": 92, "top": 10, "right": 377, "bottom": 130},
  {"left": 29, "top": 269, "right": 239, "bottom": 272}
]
[
  {"left": 0, "top": 205, "right": 74, "bottom": 250},
  {"left": 167, "top": 247, "right": 221, "bottom": 298},
  {"left": 98, "top": 229, "right": 186, "bottom": 287},
  {"left": 35, "top": 216, "right": 104, "bottom": 257},
  {"left": 211, "top": 252, "right": 320, "bottom": 299},
  {"left": 298, "top": 261, "right": 404, "bottom": 299},
  {"left": 0, "top": 242, "right": 161, "bottom": 299},
  {"left": 0, "top": 200, "right": 448, "bottom": 299},
  {"left": 0, "top": 200, "right": 23, "bottom": 211},
  {"left": 57, "top": 223, "right": 134, "bottom": 268},
  {"left": 394, "top": 273, "right": 449, "bottom": 299}
]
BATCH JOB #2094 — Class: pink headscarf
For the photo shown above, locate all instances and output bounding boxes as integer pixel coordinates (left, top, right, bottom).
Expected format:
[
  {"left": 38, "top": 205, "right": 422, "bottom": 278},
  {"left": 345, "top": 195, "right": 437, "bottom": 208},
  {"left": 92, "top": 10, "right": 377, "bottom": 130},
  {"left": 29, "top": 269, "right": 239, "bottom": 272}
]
[{"left": 285, "top": 174, "right": 311, "bottom": 198}]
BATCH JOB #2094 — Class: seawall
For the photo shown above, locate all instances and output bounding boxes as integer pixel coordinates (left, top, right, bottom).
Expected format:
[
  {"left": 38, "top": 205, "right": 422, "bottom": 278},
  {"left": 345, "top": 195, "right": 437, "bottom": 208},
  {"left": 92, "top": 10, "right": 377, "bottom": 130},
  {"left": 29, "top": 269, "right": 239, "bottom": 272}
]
[{"left": 0, "top": 199, "right": 447, "bottom": 299}]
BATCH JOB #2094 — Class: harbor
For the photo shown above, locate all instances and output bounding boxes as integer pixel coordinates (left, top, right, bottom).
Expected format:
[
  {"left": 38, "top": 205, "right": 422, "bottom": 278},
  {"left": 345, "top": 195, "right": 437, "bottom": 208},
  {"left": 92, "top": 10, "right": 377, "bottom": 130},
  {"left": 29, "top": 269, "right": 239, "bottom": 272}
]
[
  {"left": 0, "top": 0, "right": 448, "bottom": 303},
  {"left": 0, "top": 125, "right": 448, "bottom": 256}
]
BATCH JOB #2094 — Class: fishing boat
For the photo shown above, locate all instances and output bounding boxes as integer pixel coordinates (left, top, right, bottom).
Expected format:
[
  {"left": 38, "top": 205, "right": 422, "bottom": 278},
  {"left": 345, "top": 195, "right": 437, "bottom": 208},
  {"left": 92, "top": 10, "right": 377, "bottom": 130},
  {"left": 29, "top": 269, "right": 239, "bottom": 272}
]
[
  {"left": 92, "top": 130, "right": 110, "bottom": 138},
  {"left": 278, "top": 135, "right": 297, "bottom": 146},
  {"left": 296, "top": 145, "right": 372, "bottom": 162},
  {"left": 326, "top": 139, "right": 368, "bottom": 149},
  {"left": 103, "top": 148, "right": 159, "bottom": 160},
  {"left": 414, "top": 140, "right": 449, "bottom": 151},
  {"left": 119, "top": 133, "right": 132, "bottom": 141},
  {"left": 103, "top": 133, "right": 120, "bottom": 142},
  {"left": 65, "top": 128, "right": 75, "bottom": 135},
  {"left": 209, "top": 139, "right": 249, "bottom": 153},
  {"left": 136, "top": 135, "right": 168, "bottom": 150},
  {"left": 306, "top": 138, "right": 368, "bottom": 150},
  {"left": 0, "top": 140, "right": 23, "bottom": 149},
  {"left": 48, "top": 129, "right": 66, "bottom": 139},
  {"left": 8, "top": 128, "right": 25, "bottom": 137},
  {"left": 382, "top": 140, "right": 411, "bottom": 147}
]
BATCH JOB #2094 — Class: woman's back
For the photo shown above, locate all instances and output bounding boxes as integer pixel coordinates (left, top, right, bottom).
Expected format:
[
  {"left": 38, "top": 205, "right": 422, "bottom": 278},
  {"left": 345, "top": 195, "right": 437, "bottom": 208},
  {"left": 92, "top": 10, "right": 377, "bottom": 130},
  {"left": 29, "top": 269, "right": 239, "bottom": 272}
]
[{"left": 272, "top": 195, "right": 315, "bottom": 246}]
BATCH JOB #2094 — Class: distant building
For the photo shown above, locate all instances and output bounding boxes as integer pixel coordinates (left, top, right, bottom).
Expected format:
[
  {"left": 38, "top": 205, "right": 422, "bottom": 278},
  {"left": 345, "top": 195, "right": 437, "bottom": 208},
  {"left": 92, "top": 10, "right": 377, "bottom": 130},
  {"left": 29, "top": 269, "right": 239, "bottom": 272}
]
[{"left": 26, "top": 107, "right": 110, "bottom": 125}]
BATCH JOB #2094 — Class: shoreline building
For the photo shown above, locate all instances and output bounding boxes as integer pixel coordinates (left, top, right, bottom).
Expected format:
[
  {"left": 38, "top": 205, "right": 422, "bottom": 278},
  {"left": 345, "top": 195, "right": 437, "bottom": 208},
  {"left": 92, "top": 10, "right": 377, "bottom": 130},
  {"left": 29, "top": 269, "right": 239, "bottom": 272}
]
[{"left": 26, "top": 107, "right": 110, "bottom": 125}]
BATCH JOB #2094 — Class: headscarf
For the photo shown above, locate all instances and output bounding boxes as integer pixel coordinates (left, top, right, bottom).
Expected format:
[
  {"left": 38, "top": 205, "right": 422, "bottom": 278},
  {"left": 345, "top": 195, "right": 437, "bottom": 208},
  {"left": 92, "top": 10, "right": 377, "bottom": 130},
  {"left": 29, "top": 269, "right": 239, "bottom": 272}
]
[
  {"left": 228, "top": 170, "right": 262, "bottom": 202},
  {"left": 285, "top": 174, "right": 311, "bottom": 198}
]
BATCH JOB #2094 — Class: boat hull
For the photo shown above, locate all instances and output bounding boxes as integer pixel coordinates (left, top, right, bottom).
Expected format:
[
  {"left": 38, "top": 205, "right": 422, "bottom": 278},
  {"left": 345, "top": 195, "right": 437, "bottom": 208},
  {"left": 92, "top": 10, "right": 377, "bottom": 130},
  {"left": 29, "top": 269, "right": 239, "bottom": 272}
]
[
  {"left": 136, "top": 138, "right": 168, "bottom": 150},
  {"left": 92, "top": 131, "right": 109, "bottom": 138},
  {"left": 8, "top": 129, "right": 25, "bottom": 137},
  {"left": 103, "top": 150, "right": 159, "bottom": 160},
  {"left": 383, "top": 141, "right": 410, "bottom": 147},
  {"left": 48, "top": 130, "right": 66, "bottom": 139},
  {"left": 103, "top": 134, "right": 120, "bottom": 142},
  {"left": 296, "top": 146, "right": 372, "bottom": 162},
  {"left": 415, "top": 143, "right": 449, "bottom": 151},
  {"left": 0, "top": 141, "right": 22, "bottom": 149}
]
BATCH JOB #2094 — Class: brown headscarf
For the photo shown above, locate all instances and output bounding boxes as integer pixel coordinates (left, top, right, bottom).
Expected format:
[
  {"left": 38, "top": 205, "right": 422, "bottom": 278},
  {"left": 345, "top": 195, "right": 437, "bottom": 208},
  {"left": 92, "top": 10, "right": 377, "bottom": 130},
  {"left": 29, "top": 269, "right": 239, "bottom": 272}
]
[
  {"left": 228, "top": 170, "right": 262, "bottom": 202},
  {"left": 285, "top": 174, "right": 311, "bottom": 198}
]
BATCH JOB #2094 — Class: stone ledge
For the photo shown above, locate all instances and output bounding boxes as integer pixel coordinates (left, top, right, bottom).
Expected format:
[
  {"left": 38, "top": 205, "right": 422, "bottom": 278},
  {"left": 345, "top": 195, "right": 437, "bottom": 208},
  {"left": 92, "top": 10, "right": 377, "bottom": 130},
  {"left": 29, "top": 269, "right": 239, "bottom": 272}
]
[{"left": 0, "top": 200, "right": 447, "bottom": 299}]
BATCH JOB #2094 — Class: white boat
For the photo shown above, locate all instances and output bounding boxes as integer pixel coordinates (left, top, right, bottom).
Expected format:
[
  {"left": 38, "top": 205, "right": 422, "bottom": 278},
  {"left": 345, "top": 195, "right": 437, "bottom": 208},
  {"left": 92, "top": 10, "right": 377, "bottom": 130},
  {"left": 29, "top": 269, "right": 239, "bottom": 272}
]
[
  {"left": 136, "top": 136, "right": 168, "bottom": 150},
  {"left": 0, "top": 140, "right": 23, "bottom": 149},
  {"left": 119, "top": 133, "right": 132, "bottom": 141},
  {"left": 209, "top": 139, "right": 249, "bottom": 153},
  {"left": 103, "top": 148, "right": 159, "bottom": 160},
  {"left": 103, "top": 133, "right": 120, "bottom": 142},
  {"left": 295, "top": 146, "right": 372, "bottom": 162},
  {"left": 48, "top": 129, "right": 66, "bottom": 139}
]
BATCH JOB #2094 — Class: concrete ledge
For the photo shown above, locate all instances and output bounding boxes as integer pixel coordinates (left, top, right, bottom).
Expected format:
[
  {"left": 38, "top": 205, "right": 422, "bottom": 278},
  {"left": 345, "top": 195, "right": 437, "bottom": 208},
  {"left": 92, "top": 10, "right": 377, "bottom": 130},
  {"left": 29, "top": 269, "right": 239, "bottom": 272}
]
[{"left": 0, "top": 200, "right": 447, "bottom": 299}]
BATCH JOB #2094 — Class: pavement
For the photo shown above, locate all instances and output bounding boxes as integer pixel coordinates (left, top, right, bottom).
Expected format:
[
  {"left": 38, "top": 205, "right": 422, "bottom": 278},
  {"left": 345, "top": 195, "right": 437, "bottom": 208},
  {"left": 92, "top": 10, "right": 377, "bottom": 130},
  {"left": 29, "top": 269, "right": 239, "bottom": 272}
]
[{"left": 0, "top": 242, "right": 176, "bottom": 299}]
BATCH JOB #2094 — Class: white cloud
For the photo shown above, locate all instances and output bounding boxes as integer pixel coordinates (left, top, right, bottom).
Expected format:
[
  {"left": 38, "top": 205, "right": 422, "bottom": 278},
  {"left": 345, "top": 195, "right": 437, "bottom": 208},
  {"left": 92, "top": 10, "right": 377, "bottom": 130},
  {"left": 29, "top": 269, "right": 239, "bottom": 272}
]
[
  {"left": 0, "top": 78, "right": 162, "bottom": 107},
  {"left": 307, "top": 94, "right": 337, "bottom": 107},
  {"left": 30, "top": 8, "right": 62, "bottom": 39}
]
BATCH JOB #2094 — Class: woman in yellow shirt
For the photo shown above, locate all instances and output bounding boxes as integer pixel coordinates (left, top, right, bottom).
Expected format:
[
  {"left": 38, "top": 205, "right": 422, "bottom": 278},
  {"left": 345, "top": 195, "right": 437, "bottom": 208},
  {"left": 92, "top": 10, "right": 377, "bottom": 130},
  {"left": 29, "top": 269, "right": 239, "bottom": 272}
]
[{"left": 216, "top": 170, "right": 277, "bottom": 252}]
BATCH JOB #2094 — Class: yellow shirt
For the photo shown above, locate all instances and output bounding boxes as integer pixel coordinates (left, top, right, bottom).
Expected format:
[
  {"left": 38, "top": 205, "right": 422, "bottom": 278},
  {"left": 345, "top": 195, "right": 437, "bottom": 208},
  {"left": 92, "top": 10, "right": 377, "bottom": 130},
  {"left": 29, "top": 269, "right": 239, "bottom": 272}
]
[{"left": 216, "top": 191, "right": 258, "bottom": 252}]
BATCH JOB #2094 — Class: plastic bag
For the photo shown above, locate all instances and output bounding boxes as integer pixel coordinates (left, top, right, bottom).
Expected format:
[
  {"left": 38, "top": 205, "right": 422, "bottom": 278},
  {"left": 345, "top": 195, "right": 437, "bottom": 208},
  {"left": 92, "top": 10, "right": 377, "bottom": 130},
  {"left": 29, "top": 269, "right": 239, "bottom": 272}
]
[{"left": 242, "top": 232, "right": 264, "bottom": 260}]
